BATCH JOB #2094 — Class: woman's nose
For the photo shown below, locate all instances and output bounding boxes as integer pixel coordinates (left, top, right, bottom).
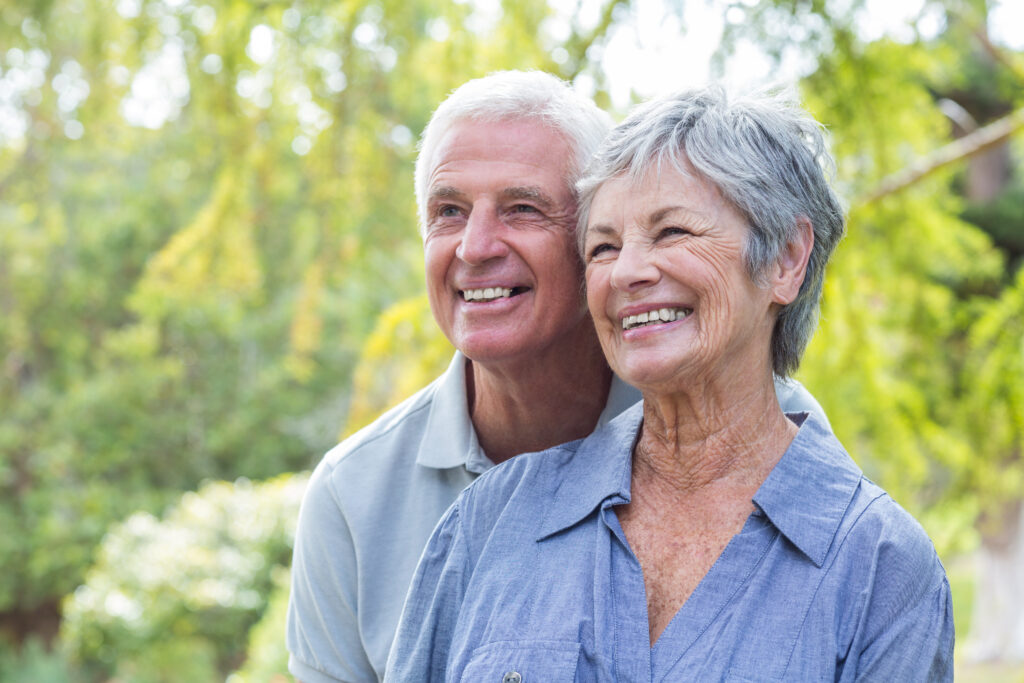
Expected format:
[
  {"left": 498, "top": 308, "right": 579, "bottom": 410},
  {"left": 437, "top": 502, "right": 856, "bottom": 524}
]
[{"left": 609, "top": 241, "right": 659, "bottom": 292}]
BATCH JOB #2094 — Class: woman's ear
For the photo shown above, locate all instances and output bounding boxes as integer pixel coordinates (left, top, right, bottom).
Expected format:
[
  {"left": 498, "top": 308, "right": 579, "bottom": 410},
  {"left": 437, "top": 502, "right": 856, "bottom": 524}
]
[{"left": 771, "top": 217, "right": 814, "bottom": 306}]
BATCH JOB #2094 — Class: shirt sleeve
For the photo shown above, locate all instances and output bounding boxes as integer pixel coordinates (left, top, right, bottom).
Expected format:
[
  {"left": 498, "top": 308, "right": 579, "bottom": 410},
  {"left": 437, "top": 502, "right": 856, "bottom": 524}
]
[
  {"left": 384, "top": 503, "right": 470, "bottom": 683},
  {"left": 286, "top": 462, "right": 378, "bottom": 683},
  {"left": 774, "top": 376, "right": 831, "bottom": 429},
  {"left": 853, "top": 575, "right": 954, "bottom": 682}
]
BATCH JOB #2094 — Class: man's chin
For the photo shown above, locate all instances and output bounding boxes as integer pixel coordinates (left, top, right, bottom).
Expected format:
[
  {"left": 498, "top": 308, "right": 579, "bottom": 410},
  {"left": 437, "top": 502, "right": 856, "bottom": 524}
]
[{"left": 456, "top": 333, "right": 538, "bottom": 368}]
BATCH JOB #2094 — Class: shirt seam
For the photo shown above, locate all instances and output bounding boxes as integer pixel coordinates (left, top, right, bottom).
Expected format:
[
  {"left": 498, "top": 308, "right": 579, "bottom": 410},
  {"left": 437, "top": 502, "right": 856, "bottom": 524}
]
[
  {"left": 778, "top": 484, "right": 887, "bottom": 677},
  {"left": 327, "top": 398, "right": 435, "bottom": 468}
]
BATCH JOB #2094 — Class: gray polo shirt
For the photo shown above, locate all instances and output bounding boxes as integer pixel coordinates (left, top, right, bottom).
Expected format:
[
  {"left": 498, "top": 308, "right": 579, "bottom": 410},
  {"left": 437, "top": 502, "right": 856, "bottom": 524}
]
[{"left": 286, "top": 352, "right": 828, "bottom": 682}]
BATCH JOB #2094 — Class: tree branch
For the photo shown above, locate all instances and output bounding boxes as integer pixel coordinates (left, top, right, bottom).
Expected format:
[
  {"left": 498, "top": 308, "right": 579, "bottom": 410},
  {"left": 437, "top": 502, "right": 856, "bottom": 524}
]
[
  {"left": 857, "top": 106, "right": 1024, "bottom": 206},
  {"left": 563, "top": 0, "right": 630, "bottom": 81}
]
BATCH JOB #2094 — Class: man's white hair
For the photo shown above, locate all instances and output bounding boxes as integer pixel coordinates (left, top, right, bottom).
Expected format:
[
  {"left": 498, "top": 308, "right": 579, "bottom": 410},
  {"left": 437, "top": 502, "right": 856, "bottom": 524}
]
[{"left": 414, "top": 70, "right": 612, "bottom": 234}]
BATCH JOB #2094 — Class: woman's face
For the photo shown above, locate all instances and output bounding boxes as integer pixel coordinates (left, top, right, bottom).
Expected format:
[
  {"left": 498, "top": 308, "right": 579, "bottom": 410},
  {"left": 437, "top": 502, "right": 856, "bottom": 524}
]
[{"left": 582, "top": 163, "right": 782, "bottom": 394}]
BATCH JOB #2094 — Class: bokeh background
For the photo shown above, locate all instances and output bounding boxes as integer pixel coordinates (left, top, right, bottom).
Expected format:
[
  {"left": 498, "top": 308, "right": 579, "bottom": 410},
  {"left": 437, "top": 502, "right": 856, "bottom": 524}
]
[{"left": 2, "top": 0, "right": 1023, "bottom": 680}]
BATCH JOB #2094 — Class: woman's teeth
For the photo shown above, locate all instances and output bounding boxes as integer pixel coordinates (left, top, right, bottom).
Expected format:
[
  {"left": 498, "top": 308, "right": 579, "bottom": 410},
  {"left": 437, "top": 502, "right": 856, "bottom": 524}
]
[{"left": 621, "top": 307, "right": 692, "bottom": 330}]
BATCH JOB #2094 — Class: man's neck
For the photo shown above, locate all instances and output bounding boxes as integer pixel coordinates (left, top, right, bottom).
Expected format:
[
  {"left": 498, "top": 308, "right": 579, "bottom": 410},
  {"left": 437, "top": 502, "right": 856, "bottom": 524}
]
[{"left": 467, "top": 327, "right": 613, "bottom": 465}]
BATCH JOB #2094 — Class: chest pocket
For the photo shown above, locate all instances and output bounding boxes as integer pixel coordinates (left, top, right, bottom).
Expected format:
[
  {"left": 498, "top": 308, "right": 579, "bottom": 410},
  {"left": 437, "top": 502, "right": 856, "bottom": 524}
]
[{"left": 459, "top": 640, "right": 580, "bottom": 683}]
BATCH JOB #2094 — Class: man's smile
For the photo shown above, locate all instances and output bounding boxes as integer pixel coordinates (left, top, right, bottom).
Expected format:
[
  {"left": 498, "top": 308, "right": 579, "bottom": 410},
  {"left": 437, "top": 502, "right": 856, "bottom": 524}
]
[{"left": 459, "top": 286, "right": 530, "bottom": 302}]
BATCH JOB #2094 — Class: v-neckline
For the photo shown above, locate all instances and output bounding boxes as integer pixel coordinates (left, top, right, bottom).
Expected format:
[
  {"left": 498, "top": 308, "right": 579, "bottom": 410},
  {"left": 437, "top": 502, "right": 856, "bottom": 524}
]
[{"left": 609, "top": 507, "right": 779, "bottom": 671}]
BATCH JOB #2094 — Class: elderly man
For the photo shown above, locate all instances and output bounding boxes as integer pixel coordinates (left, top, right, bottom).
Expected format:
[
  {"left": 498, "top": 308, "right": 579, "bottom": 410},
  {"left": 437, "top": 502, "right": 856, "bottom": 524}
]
[{"left": 286, "top": 71, "right": 829, "bottom": 683}]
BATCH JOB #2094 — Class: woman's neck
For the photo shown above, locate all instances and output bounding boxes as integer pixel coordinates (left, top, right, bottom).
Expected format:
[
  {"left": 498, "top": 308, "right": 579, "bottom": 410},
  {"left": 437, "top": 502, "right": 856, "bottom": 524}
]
[{"left": 634, "top": 373, "right": 798, "bottom": 495}]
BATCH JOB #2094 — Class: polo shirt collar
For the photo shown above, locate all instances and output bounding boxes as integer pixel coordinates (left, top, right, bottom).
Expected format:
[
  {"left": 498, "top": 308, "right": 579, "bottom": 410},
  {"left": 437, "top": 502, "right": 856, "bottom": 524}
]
[
  {"left": 416, "top": 352, "right": 491, "bottom": 472},
  {"left": 538, "top": 402, "right": 644, "bottom": 540},
  {"left": 752, "top": 412, "right": 863, "bottom": 567},
  {"left": 538, "top": 406, "right": 863, "bottom": 566},
  {"left": 416, "top": 355, "right": 642, "bottom": 474},
  {"left": 598, "top": 375, "right": 642, "bottom": 428}
]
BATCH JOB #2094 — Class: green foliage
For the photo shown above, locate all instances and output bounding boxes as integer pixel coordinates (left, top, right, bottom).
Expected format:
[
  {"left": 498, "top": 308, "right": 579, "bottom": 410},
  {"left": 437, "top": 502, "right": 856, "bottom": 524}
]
[
  {"left": 344, "top": 293, "right": 454, "bottom": 436},
  {"left": 0, "top": 637, "right": 81, "bottom": 683},
  {"left": 60, "top": 474, "right": 307, "bottom": 681},
  {"left": 226, "top": 569, "right": 292, "bottom": 683}
]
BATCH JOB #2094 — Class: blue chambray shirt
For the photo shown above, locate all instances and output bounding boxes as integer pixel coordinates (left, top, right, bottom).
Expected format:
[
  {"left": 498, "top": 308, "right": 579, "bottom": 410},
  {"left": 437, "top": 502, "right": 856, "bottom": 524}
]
[{"left": 385, "top": 403, "right": 954, "bottom": 682}]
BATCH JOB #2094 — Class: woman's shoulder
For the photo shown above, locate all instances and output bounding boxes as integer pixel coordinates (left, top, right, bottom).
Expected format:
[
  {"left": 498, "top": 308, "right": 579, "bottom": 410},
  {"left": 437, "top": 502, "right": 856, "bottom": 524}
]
[
  {"left": 843, "top": 480, "right": 945, "bottom": 580},
  {"left": 786, "top": 416, "right": 946, "bottom": 590}
]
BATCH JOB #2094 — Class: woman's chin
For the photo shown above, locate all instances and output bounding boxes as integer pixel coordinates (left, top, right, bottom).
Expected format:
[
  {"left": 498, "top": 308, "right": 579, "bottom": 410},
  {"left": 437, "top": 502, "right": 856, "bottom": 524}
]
[{"left": 614, "top": 358, "right": 693, "bottom": 394}]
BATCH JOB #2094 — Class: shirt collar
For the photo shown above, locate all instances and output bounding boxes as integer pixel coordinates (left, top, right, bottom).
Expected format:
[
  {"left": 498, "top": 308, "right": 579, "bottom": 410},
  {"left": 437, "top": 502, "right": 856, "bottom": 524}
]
[
  {"left": 752, "top": 412, "right": 863, "bottom": 567},
  {"left": 537, "top": 402, "right": 645, "bottom": 540},
  {"left": 416, "top": 352, "right": 491, "bottom": 472},
  {"left": 415, "top": 355, "right": 642, "bottom": 474},
  {"left": 598, "top": 375, "right": 642, "bottom": 427},
  {"left": 537, "top": 407, "right": 863, "bottom": 567}
]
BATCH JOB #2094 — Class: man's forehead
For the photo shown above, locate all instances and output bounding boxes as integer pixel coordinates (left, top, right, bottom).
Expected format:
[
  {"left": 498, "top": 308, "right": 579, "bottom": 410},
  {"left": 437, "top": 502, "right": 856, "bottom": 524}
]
[{"left": 432, "top": 117, "right": 570, "bottom": 167}]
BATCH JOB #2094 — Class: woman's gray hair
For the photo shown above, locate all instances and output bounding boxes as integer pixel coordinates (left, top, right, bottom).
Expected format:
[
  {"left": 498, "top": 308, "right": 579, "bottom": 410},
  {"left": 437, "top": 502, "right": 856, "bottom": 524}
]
[
  {"left": 415, "top": 70, "right": 612, "bottom": 234},
  {"left": 576, "top": 86, "right": 846, "bottom": 378}
]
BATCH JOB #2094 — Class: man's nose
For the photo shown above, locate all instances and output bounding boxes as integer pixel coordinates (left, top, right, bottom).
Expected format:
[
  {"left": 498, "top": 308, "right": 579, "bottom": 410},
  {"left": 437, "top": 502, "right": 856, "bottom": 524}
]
[
  {"left": 455, "top": 208, "right": 509, "bottom": 265},
  {"left": 609, "top": 241, "right": 659, "bottom": 292}
]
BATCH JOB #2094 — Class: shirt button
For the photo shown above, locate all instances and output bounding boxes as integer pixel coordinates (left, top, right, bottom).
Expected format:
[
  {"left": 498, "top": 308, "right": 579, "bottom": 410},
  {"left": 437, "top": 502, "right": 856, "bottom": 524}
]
[{"left": 502, "top": 672, "right": 522, "bottom": 683}]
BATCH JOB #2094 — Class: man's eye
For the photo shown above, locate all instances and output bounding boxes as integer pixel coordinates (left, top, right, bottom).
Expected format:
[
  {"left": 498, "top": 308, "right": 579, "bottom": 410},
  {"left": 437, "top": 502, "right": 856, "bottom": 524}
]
[
  {"left": 438, "top": 205, "right": 461, "bottom": 217},
  {"left": 512, "top": 204, "right": 538, "bottom": 213}
]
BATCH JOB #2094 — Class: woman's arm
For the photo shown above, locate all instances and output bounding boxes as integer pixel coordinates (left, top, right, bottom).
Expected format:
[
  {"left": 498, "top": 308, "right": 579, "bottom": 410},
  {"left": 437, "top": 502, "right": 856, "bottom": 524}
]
[
  {"left": 852, "top": 574, "right": 954, "bottom": 681},
  {"left": 384, "top": 503, "right": 471, "bottom": 682}
]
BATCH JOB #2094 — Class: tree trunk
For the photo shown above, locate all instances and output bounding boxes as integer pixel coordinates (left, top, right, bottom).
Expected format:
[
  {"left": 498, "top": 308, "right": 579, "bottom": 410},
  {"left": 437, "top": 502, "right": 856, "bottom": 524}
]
[{"left": 964, "top": 500, "right": 1024, "bottom": 662}]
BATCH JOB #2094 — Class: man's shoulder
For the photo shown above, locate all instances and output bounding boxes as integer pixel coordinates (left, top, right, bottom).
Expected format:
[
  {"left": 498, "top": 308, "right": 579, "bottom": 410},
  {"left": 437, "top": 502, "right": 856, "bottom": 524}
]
[
  {"left": 322, "top": 377, "right": 442, "bottom": 470},
  {"left": 305, "top": 376, "right": 448, "bottom": 507}
]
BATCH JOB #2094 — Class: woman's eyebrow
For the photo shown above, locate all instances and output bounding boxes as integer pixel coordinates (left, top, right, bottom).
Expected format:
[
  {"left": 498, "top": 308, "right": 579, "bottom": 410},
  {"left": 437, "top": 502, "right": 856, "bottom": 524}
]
[
  {"left": 649, "top": 204, "right": 704, "bottom": 225},
  {"left": 585, "top": 223, "right": 617, "bottom": 239}
]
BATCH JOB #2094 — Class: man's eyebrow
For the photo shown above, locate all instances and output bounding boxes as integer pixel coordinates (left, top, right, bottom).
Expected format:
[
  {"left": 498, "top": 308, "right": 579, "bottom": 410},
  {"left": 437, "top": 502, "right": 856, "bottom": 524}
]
[
  {"left": 428, "top": 185, "right": 464, "bottom": 202},
  {"left": 502, "top": 186, "right": 554, "bottom": 207}
]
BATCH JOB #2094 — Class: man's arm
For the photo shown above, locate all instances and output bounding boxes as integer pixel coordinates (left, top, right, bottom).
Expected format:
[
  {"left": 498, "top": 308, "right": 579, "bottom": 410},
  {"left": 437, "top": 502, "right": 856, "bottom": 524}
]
[{"left": 287, "top": 462, "right": 377, "bottom": 683}]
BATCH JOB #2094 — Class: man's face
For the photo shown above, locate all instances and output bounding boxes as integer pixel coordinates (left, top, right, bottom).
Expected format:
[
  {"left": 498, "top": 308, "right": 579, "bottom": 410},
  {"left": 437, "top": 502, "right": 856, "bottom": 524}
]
[{"left": 422, "top": 118, "right": 589, "bottom": 366}]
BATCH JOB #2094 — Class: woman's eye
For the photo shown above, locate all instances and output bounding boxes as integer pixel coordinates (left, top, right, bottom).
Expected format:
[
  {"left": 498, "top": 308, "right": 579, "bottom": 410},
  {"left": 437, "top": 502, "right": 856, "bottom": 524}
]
[
  {"left": 587, "top": 243, "right": 616, "bottom": 260},
  {"left": 659, "top": 226, "right": 690, "bottom": 239}
]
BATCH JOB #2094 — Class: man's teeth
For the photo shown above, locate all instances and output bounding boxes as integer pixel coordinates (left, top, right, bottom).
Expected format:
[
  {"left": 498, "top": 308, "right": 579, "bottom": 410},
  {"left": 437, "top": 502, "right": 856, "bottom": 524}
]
[
  {"left": 462, "top": 287, "right": 514, "bottom": 302},
  {"left": 621, "top": 308, "right": 692, "bottom": 330}
]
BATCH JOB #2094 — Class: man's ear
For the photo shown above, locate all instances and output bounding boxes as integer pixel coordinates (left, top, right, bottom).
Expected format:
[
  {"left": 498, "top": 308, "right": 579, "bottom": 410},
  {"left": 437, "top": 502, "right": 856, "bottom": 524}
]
[{"left": 771, "top": 217, "right": 814, "bottom": 306}]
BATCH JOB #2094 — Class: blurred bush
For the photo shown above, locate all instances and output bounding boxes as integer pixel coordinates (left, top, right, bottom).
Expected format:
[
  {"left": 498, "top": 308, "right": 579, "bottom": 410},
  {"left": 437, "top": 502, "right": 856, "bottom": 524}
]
[
  {"left": 227, "top": 569, "right": 292, "bottom": 683},
  {"left": 0, "top": 637, "right": 80, "bottom": 683},
  {"left": 60, "top": 474, "right": 307, "bottom": 681}
]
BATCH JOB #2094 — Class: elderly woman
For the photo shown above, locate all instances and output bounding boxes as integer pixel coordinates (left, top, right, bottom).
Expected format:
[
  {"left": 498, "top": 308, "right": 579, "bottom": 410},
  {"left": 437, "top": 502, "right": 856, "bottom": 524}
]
[{"left": 385, "top": 87, "right": 953, "bottom": 681}]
